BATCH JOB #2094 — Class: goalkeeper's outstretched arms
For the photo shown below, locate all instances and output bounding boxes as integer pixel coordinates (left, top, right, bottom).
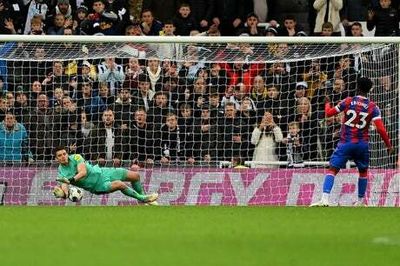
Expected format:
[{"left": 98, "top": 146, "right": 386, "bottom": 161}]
[{"left": 56, "top": 162, "right": 88, "bottom": 184}]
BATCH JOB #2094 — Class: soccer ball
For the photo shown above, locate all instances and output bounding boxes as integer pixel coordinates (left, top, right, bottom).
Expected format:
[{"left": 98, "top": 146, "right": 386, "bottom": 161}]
[{"left": 68, "top": 186, "right": 83, "bottom": 202}]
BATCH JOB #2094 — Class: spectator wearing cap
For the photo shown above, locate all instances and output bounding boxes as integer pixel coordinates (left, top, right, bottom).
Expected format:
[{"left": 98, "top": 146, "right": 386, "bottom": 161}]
[
  {"left": 74, "top": 5, "right": 89, "bottom": 34},
  {"left": 287, "top": 81, "right": 308, "bottom": 114},
  {"left": 111, "top": 84, "right": 136, "bottom": 129},
  {"left": 65, "top": 59, "right": 97, "bottom": 92},
  {"left": 105, "top": 0, "right": 131, "bottom": 34},
  {"left": 237, "top": 12, "right": 264, "bottom": 36},
  {"left": 265, "top": 26, "right": 278, "bottom": 36},
  {"left": 278, "top": 15, "right": 304, "bottom": 36},
  {"left": 55, "top": 0, "right": 73, "bottom": 16},
  {"left": 45, "top": 0, "right": 74, "bottom": 34},
  {"left": 80, "top": 60, "right": 97, "bottom": 82},
  {"left": 97, "top": 57, "right": 125, "bottom": 96},
  {"left": 223, "top": 82, "right": 257, "bottom": 112},
  {"left": 0, "top": 112, "right": 32, "bottom": 162}
]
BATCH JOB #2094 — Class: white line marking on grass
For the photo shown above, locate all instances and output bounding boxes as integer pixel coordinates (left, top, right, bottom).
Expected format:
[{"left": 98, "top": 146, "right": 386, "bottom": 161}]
[{"left": 372, "top": 237, "right": 400, "bottom": 246}]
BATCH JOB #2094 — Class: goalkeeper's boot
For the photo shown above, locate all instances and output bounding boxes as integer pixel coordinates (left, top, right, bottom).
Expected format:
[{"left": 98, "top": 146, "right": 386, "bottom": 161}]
[
  {"left": 309, "top": 199, "right": 329, "bottom": 207},
  {"left": 145, "top": 201, "right": 159, "bottom": 206},
  {"left": 141, "top": 192, "right": 159, "bottom": 203},
  {"left": 353, "top": 200, "right": 367, "bottom": 207}
]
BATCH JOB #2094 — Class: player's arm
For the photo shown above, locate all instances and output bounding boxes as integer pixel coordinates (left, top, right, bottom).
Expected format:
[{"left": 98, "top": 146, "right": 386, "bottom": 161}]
[
  {"left": 71, "top": 162, "right": 87, "bottom": 182},
  {"left": 325, "top": 101, "right": 340, "bottom": 117},
  {"left": 373, "top": 118, "right": 393, "bottom": 154}
]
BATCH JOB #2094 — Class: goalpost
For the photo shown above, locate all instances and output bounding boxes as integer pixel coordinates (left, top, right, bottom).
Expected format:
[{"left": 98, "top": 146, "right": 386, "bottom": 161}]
[{"left": 0, "top": 35, "right": 398, "bottom": 206}]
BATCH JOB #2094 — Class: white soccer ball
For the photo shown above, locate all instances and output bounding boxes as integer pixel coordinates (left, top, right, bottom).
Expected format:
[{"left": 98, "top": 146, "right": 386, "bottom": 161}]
[{"left": 68, "top": 186, "right": 83, "bottom": 202}]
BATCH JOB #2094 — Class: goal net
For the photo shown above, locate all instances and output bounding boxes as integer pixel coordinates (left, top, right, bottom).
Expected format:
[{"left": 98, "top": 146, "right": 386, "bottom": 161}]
[{"left": 0, "top": 36, "right": 398, "bottom": 206}]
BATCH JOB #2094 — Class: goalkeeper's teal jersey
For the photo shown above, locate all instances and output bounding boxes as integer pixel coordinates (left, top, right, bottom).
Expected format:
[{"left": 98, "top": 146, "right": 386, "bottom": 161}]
[{"left": 57, "top": 154, "right": 102, "bottom": 192}]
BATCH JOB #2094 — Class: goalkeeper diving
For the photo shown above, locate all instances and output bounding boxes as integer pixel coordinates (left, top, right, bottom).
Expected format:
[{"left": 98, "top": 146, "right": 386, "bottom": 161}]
[{"left": 52, "top": 146, "right": 158, "bottom": 204}]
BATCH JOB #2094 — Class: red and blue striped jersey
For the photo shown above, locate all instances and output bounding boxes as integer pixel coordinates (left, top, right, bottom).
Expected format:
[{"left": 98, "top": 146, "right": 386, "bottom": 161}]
[{"left": 334, "top": 96, "right": 381, "bottom": 144}]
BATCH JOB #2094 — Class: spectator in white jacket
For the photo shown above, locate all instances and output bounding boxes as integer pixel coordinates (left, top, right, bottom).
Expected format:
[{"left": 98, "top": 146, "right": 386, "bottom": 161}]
[
  {"left": 313, "top": 0, "right": 343, "bottom": 35},
  {"left": 251, "top": 111, "right": 283, "bottom": 168},
  {"left": 98, "top": 57, "right": 125, "bottom": 96}
]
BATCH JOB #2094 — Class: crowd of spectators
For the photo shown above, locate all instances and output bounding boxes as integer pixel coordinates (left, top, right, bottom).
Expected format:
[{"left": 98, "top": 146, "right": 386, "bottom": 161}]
[
  {"left": 1, "top": 1, "right": 400, "bottom": 37},
  {"left": 0, "top": 0, "right": 399, "bottom": 168}
]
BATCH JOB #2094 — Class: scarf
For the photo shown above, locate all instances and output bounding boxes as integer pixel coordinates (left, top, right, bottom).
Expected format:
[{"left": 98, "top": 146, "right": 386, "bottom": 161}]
[{"left": 146, "top": 66, "right": 161, "bottom": 91}]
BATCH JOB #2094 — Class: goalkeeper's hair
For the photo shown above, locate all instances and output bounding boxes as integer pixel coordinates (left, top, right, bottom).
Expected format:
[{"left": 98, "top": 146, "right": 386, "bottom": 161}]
[{"left": 53, "top": 146, "right": 67, "bottom": 156}]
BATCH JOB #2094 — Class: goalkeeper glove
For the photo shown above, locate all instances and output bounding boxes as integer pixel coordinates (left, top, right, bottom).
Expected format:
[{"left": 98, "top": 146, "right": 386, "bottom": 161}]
[{"left": 53, "top": 186, "right": 66, "bottom": 199}]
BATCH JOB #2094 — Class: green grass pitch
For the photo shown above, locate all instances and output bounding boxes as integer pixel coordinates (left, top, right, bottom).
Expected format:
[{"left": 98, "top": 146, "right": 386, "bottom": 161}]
[{"left": 1, "top": 206, "right": 399, "bottom": 266}]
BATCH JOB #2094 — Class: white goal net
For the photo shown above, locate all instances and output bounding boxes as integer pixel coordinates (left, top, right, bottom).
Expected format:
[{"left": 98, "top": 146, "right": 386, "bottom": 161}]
[{"left": 0, "top": 36, "right": 398, "bottom": 206}]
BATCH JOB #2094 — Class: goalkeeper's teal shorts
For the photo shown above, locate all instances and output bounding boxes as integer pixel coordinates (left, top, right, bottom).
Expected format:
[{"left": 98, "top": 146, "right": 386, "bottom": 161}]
[{"left": 93, "top": 167, "right": 128, "bottom": 194}]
